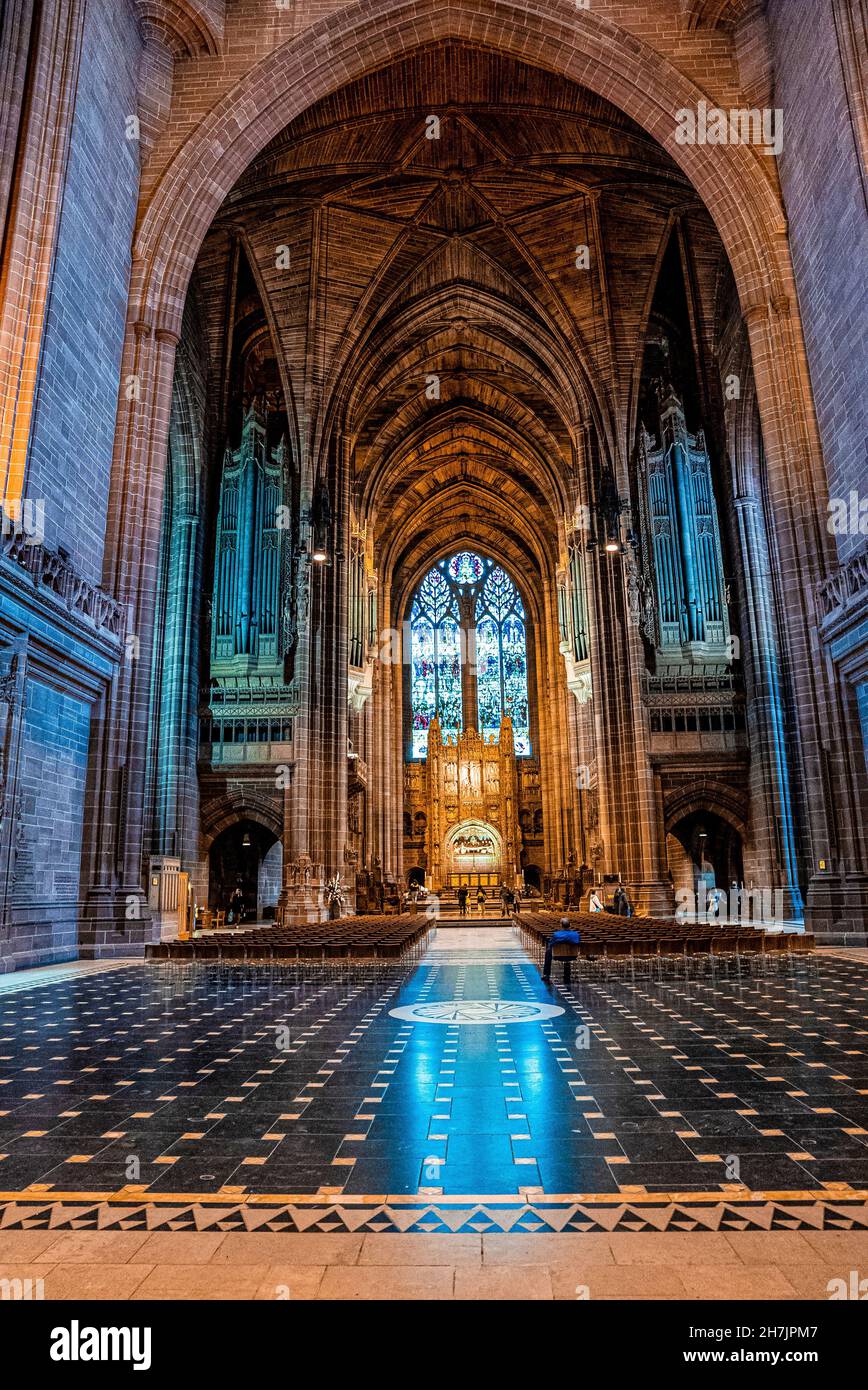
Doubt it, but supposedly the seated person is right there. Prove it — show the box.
[542,915,581,982]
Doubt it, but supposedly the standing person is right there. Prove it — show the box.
[229,885,244,925]
[613,885,634,917]
[588,888,604,912]
[514,886,522,914]
[476,886,487,917]
[457,884,468,917]
[500,884,512,914]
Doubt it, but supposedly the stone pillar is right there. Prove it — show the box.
[81,318,179,947]
[587,544,671,915]
[744,297,868,933]
[0,643,27,934]
[279,438,349,925]
[539,575,570,879]
[153,513,200,860]
[733,493,804,918]
[0,0,85,508]
[277,503,313,924]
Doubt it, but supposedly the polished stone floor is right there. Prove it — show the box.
[2,929,868,1300]
[1,928,867,1207]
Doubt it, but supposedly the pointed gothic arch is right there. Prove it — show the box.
[131,0,790,337]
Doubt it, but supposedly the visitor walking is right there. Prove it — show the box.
[457,884,468,917]
[476,886,487,916]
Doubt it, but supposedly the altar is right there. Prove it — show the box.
[404,714,522,893]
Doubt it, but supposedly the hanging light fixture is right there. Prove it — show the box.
[242,831,251,848]
[588,466,627,555]
[309,478,332,564]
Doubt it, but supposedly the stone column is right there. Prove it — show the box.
[0,0,85,508]
[81,319,179,945]
[587,543,671,915]
[539,576,569,879]
[733,492,804,917]
[280,438,350,924]
[0,642,27,933]
[744,297,868,932]
[153,513,200,860]
[277,491,314,924]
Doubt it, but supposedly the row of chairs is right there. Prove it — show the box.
[519,908,814,949]
[145,913,432,965]
[197,909,227,930]
[517,910,814,980]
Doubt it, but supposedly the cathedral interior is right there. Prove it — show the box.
[0,0,867,1313]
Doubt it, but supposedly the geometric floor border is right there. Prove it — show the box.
[3,1198,868,1235]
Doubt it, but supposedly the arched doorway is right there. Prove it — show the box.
[208,819,282,922]
[668,810,744,900]
[523,864,542,897]
[444,820,503,889]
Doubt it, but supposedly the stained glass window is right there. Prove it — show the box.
[447,551,484,585]
[409,552,531,758]
[476,565,531,754]
[410,568,462,759]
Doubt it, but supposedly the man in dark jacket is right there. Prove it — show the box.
[457,885,468,917]
[613,885,633,917]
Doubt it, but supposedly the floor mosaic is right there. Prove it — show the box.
[0,930,866,1230]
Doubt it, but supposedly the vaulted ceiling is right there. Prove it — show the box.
[192,42,734,594]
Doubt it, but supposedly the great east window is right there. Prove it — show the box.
[409,551,531,759]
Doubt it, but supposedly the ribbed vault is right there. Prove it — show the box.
[199,39,726,511]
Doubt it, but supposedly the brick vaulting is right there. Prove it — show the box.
[0,0,867,1316]
[0,2,866,957]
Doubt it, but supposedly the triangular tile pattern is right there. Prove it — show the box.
[2,1197,867,1235]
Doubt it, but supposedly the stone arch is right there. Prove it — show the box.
[398,541,541,634]
[132,0,789,337]
[444,820,504,878]
[201,794,283,849]
[204,812,284,918]
[664,783,749,842]
[97,0,865,937]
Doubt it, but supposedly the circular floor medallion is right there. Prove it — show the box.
[388,999,565,1024]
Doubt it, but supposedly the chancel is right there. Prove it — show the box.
[0,0,866,1311]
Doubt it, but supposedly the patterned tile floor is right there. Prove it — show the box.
[0,928,866,1216]
[2,930,868,1299]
